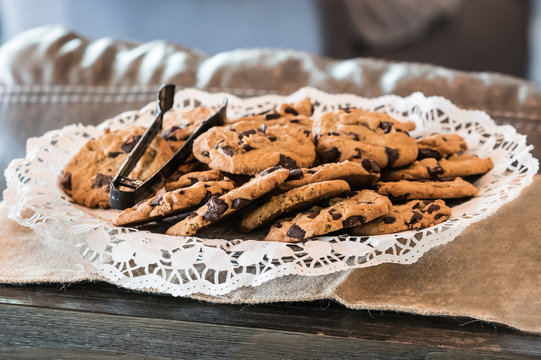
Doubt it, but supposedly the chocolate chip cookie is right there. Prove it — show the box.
[279,160,380,191]
[113,179,235,226]
[352,199,451,235]
[192,119,316,175]
[239,179,351,233]
[264,190,392,242]
[312,108,418,168]
[375,177,478,201]
[166,166,290,236]
[60,126,174,208]
[383,154,494,181]
[161,106,213,147]
[417,133,468,160]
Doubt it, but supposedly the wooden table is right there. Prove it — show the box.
[0,282,539,359]
[1,94,540,359]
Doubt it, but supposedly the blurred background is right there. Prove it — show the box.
[0,0,539,88]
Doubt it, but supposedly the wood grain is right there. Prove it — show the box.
[0,303,538,360]
[0,283,539,358]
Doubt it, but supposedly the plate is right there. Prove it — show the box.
[4,87,538,296]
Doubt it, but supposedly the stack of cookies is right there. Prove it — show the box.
[60,98,493,242]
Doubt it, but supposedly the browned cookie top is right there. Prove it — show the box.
[383,154,494,181]
[417,133,468,160]
[192,118,316,175]
[164,169,222,191]
[60,126,173,208]
[312,108,418,168]
[352,199,451,235]
[264,190,392,242]
[166,166,290,237]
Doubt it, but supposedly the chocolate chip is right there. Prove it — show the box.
[240,129,257,138]
[202,191,214,203]
[332,213,342,220]
[221,145,234,157]
[265,112,281,120]
[319,147,341,163]
[434,213,445,220]
[162,126,182,140]
[406,211,423,228]
[260,166,281,176]
[287,224,306,240]
[361,159,380,173]
[305,208,321,218]
[421,200,435,205]
[342,215,366,228]
[427,164,445,177]
[60,172,72,191]
[178,189,185,194]
[150,196,163,207]
[290,119,300,124]
[268,136,277,142]
[287,168,304,181]
[412,201,421,210]
[260,124,267,133]
[327,132,340,136]
[426,204,441,214]
[310,103,314,115]
[121,135,142,153]
[214,139,224,149]
[347,132,360,141]
[277,154,298,169]
[188,177,198,184]
[283,106,298,116]
[108,151,123,158]
[379,121,393,134]
[202,151,210,157]
[382,216,396,224]
[93,174,112,188]
[203,196,229,222]
[417,148,442,160]
[232,198,251,209]
[303,130,311,137]
[243,144,255,152]
[188,211,198,219]
[385,147,399,167]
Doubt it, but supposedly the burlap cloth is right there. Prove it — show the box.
[1,176,539,333]
[0,26,540,334]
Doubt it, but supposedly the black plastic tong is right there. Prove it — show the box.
[109,84,227,210]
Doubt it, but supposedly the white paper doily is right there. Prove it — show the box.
[4,87,538,296]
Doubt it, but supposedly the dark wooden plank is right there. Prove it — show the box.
[0,283,539,357]
[0,304,537,360]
